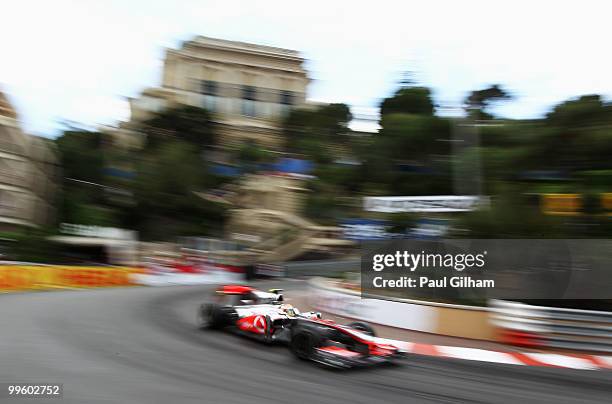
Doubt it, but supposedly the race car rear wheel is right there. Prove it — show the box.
[198,304,236,329]
[197,304,214,329]
[346,321,376,337]
[290,330,322,360]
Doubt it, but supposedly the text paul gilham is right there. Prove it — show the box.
[372,276,494,288]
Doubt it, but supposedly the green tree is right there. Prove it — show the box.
[380,87,435,116]
[132,141,224,239]
[522,95,612,173]
[55,130,109,225]
[465,84,512,120]
[237,140,273,172]
[357,110,453,196]
[547,94,611,129]
[282,103,351,160]
[140,105,215,152]
[55,130,104,184]
[379,114,451,163]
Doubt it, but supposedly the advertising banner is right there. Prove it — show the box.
[540,194,582,216]
[0,266,140,292]
[364,196,486,213]
[310,284,437,333]
[340,219,392,240]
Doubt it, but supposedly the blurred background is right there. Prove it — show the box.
[1,0,612,357]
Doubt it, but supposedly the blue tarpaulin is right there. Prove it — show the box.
[211,164,241,177]
[210,158,313,176]
[274,158,313,174]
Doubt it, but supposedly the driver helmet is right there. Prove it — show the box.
[280,304,298,317]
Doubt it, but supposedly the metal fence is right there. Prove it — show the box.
[490,299,612,353]
[283,258,360,277]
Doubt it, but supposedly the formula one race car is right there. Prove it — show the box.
[197,285,406,368]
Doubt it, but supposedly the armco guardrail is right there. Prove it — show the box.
[283,258,360,277]
[490,299,612,353]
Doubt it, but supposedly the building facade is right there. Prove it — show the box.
[0,91,58,231]
[127,36,310,148]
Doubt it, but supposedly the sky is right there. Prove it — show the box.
[1,0,611,137]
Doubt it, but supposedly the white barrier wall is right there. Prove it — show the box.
[132,269,243,286]
[309,278,495,340]
[309,281,438,333]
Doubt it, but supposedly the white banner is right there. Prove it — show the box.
[309,284,437,333]
[131,270,243,286]
[363,195,486,213]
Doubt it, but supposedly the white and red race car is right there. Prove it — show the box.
[197,285,406,368]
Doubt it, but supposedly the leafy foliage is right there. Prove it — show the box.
[282,103,351,162]
[380,87,435,116]
[55,130,110,226]
[51,81,612,244]
[53,105,225,242]
[130,140,224,240]
[55,130,104,184]
[140,105,215,152]
[465,84,512,120]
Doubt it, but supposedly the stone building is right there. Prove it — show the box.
[124,36,310,148]
[0,91,58,231]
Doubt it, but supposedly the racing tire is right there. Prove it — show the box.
[198,304,236,329]
[290,330,322,360]
[346,321,376,337]
[197,304,215,329]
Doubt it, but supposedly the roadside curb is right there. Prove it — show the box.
[306,278,612,371]
[377,338,612,370]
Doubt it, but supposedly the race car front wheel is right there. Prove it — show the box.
[290,330,322,360]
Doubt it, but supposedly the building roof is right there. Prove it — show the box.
[187,36,302,59]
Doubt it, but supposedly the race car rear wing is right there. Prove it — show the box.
[216,285,254,295]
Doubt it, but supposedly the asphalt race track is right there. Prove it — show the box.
[1,281,610,404]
